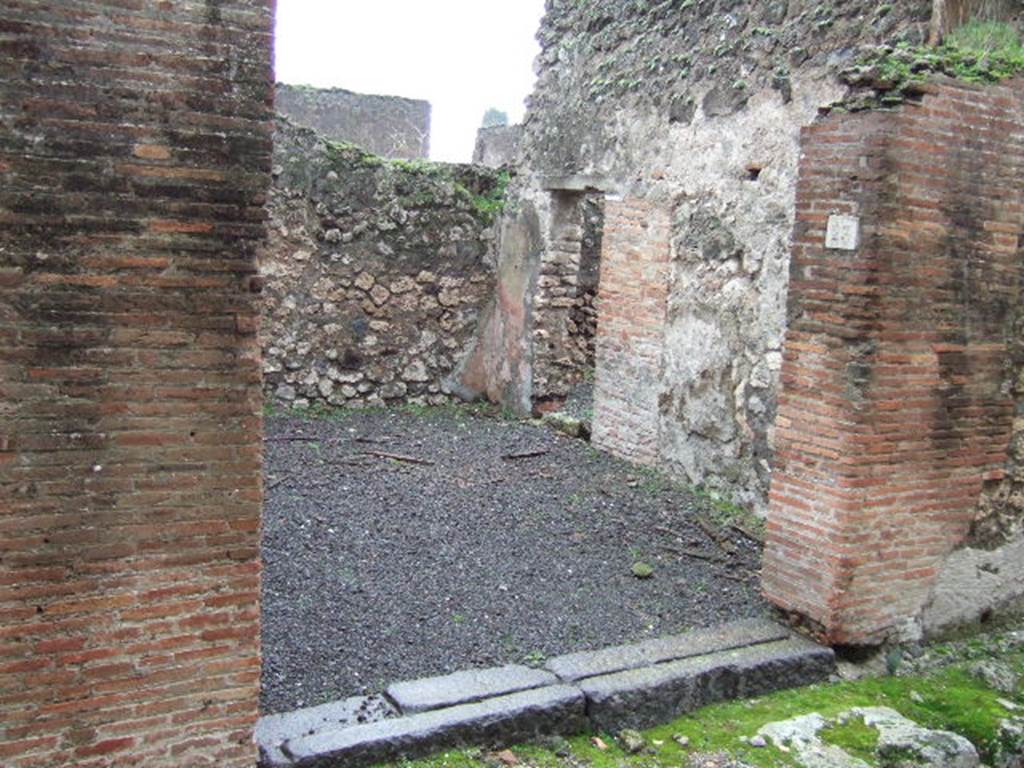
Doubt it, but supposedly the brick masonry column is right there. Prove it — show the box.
[763,80,1024,644]
[0,2,273,765]
[592,198,672,465]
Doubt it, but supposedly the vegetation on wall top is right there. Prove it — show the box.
[841,20,1024,107]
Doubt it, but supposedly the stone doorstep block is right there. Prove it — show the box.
[256,695,398,767]
[580,637,836,732]
[386,664,559,714]
[280,684,587,768]
[544,617,791,682]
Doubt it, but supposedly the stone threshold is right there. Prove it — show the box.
[256,617,836,767]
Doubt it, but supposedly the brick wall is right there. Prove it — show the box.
[592,199,672,464]
[763,79,1024,644]
[0,2,273,766]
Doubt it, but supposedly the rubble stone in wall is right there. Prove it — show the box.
[260,118,502,410]
[461,0,948,511]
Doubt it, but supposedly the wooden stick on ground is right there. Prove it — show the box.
[361,450,435,466]
[730,523,763,544]
[657,544,726,564]
[502,449,549,460]
[695,513,738,554]
[266,474,292,490]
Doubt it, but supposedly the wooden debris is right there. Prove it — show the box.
[354,435,390,444]
[657,543,727,564]
[266,474,292,490]
[695,513,738,554]
[361,450,435,466]
[327,456,372,467]
[730,522,763,544]
[653,524,686,540]
[502,449,550,460]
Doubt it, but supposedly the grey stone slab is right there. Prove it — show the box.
[544,617,791,682]
[386,664,559,714]
[256,695,397,767]
[580,637,835,732]
[280,685,587,768]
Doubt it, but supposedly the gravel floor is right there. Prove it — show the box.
[261,406,769,714]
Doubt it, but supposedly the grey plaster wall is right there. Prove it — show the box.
[473,125,523,168]
[458,0,936,511]
[276,83,430,160]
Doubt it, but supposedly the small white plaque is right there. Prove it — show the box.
[825,214,860,251]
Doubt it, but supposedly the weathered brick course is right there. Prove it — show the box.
[0,1,273,765]
[763,79,1024,644]
[592,199,672,465]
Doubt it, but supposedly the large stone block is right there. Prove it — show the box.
[277,685,586,767]
[545,618,790,682]
[386,664,559,714]
[256,696,398,766]
[579,638,835,731]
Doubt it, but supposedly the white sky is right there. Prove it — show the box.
[274,1,546,163]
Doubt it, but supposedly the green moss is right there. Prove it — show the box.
[324,139,385,169]
[388,157,453,181]
[691,485,766,541]
[631,561,654,579]
[373,646,1024,768]
[849,19,1024,102]
[454,169,510,226]
[820,715,880,762]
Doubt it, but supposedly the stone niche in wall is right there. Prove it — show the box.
[260,118,502,409]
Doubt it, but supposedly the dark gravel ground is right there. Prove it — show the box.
[260,405,769,715]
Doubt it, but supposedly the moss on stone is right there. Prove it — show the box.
[820,714,881,763]
[841,20,1024,111]
[371,640,1024,768]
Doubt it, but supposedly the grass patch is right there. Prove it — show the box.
[820,714,880,763]
[373,644,1024,768]
[455,169,511,226]
[845,19,1024,106]
[691,485,766,541]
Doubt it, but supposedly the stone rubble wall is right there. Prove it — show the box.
[276,83,431,160]
[473,125,523,168]
[532,193,604,406]
[260,118,500,410]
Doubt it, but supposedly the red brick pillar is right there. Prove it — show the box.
[0,2,273,765]
[763,81,1024,644]
[592,198,672,464]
